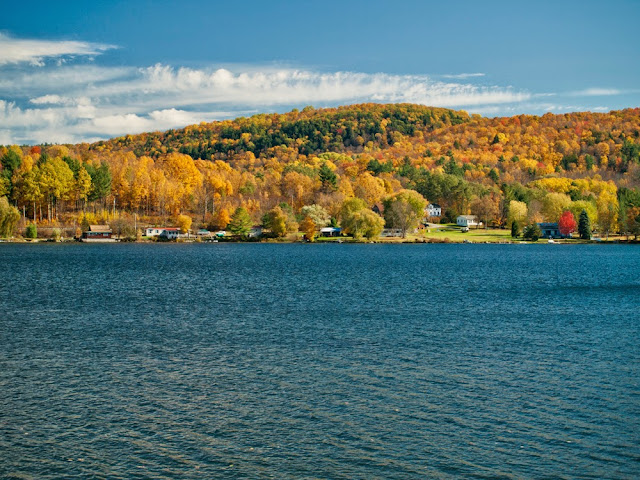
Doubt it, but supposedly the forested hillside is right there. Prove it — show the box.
[1,103,640,238]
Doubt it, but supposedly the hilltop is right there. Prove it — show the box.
[1,103,640,239]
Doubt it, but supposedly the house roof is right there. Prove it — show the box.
[320,227,341,232]
[89,224,111,232]
[457,215,477,220]
[428,203,441,208]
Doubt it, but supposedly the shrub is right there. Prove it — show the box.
[25,223,37,239]
[523,223,541,241]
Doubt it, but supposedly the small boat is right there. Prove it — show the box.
[548,239,556,243]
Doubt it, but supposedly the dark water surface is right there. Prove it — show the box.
[1,243,639,479]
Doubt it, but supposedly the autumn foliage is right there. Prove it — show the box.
[1,103,640,237]
[558,211,577,236]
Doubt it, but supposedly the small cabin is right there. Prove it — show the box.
[457,215,480,228]
[320,227,342,237]
[82,224,112,240]
[538,222,567,239]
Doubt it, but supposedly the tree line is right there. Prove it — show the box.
[1,104,639,239]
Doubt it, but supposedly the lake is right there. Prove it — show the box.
[1,243,639,479]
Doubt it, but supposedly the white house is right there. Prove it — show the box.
[456,215,480,227]
[159,228,180,240]
[320,227,342,237]
[145,227,164,237]
[145,227,181,240]
[426,203,442,217]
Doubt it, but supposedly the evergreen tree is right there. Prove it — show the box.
[318,162,338,192]
[511,220,520,238]
[522,223,541,241]
[227,207,253,236]
[578,209,591,240]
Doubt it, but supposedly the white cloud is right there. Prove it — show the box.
[441,73,486,79]
[30,95,72,105]
[0,33,116,66]
[570,88,622,97]
[0,60,537,143]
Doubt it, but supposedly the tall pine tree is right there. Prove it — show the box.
[578,209,591,240]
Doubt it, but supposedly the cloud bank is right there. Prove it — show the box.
[0,33,115,66]
[0,33,627,145]
[0,62,533,144]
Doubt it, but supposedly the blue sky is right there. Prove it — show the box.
[1,0,639,144]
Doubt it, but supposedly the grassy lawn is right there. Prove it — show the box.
[419,225,513,243]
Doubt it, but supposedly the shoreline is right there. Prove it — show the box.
[1,237,637,245]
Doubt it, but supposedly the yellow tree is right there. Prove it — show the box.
[596,190,618,239]
[300,216,317,241]
[37,157,74,221]
[508,200,528,226]
[353,172,386,206]
[176,214,192,234]
[541,192,572,222]
[161,153,203,212]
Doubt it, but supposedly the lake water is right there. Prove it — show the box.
[1,243,639,479]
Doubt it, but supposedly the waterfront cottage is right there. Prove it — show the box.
[158,228,180,240]
[537,222,568,239]
[457,215,480,227]
[145,227,164,237]
[145,227,181,239]
[82,224,113,241]
[320,227,342,237]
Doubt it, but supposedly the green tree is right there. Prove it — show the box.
[0,196,20,238]
[0,149,22,196]
[339,197,368,224]
[87,163,112,201]
[522,223,541,241]
[25,223,37,239]
[382,189,427,238]
[318,162,338,192]
[511,220,520,238]
[350,209,385,240]
[228,207,253,236]
[262,206,288,237]
[569,200,597,227]
[338,197,384,239]
[578,209,591,240]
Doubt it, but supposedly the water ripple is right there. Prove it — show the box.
[1,243,639,479]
